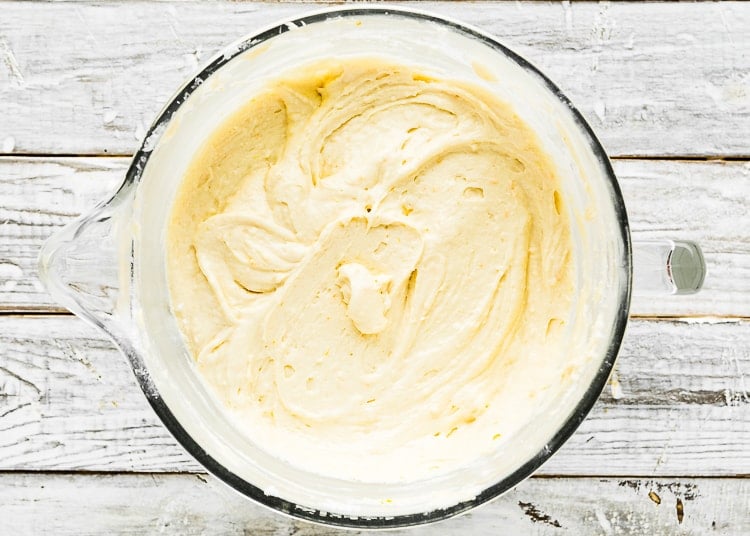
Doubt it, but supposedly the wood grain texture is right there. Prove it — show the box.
[2,157,748,316]
[0,157,123,312]
[0,314,748,475]
[1,2,749,157]
[2,2,748,534]
[1,473,748,535]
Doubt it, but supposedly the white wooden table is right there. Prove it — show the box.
[1,2,749,534]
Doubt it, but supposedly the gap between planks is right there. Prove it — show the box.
[2,153,749,162]
[2,310,749,321]
[1,469,748,479]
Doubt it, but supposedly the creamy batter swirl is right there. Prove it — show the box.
[167,59,574,482]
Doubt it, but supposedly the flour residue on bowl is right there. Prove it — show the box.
[166,58,575,482]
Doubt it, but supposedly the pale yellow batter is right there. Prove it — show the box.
[167,58,574,482]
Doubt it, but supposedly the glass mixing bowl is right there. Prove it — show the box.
[39,6,704,528]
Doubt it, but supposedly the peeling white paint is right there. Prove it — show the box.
[182,48,202,71]
[703,81,725,107]
[610,371,623,400]
[0,376,21,397]
[595,509,613,534]
[0,38,24,85]
[676,33,697,43]
[676,317,743,325]
[0,262,24,281]
[562,0,573,33]
[593,101,607,122]
[728,353,749,405]
[103,111,118,125]
[625,32,635,50]
[2,136,15,153]
[134,122,147,142]
[2,280,18,291]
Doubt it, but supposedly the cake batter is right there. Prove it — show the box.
[167,58,574,482]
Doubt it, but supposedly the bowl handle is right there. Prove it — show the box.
[632,239,705,296]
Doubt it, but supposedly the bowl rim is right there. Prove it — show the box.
[121,5,633,529]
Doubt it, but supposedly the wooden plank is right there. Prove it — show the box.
[0,2,748,157]
[2,157,748,316]
[0,314,748,475]
[1,472,747,535]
